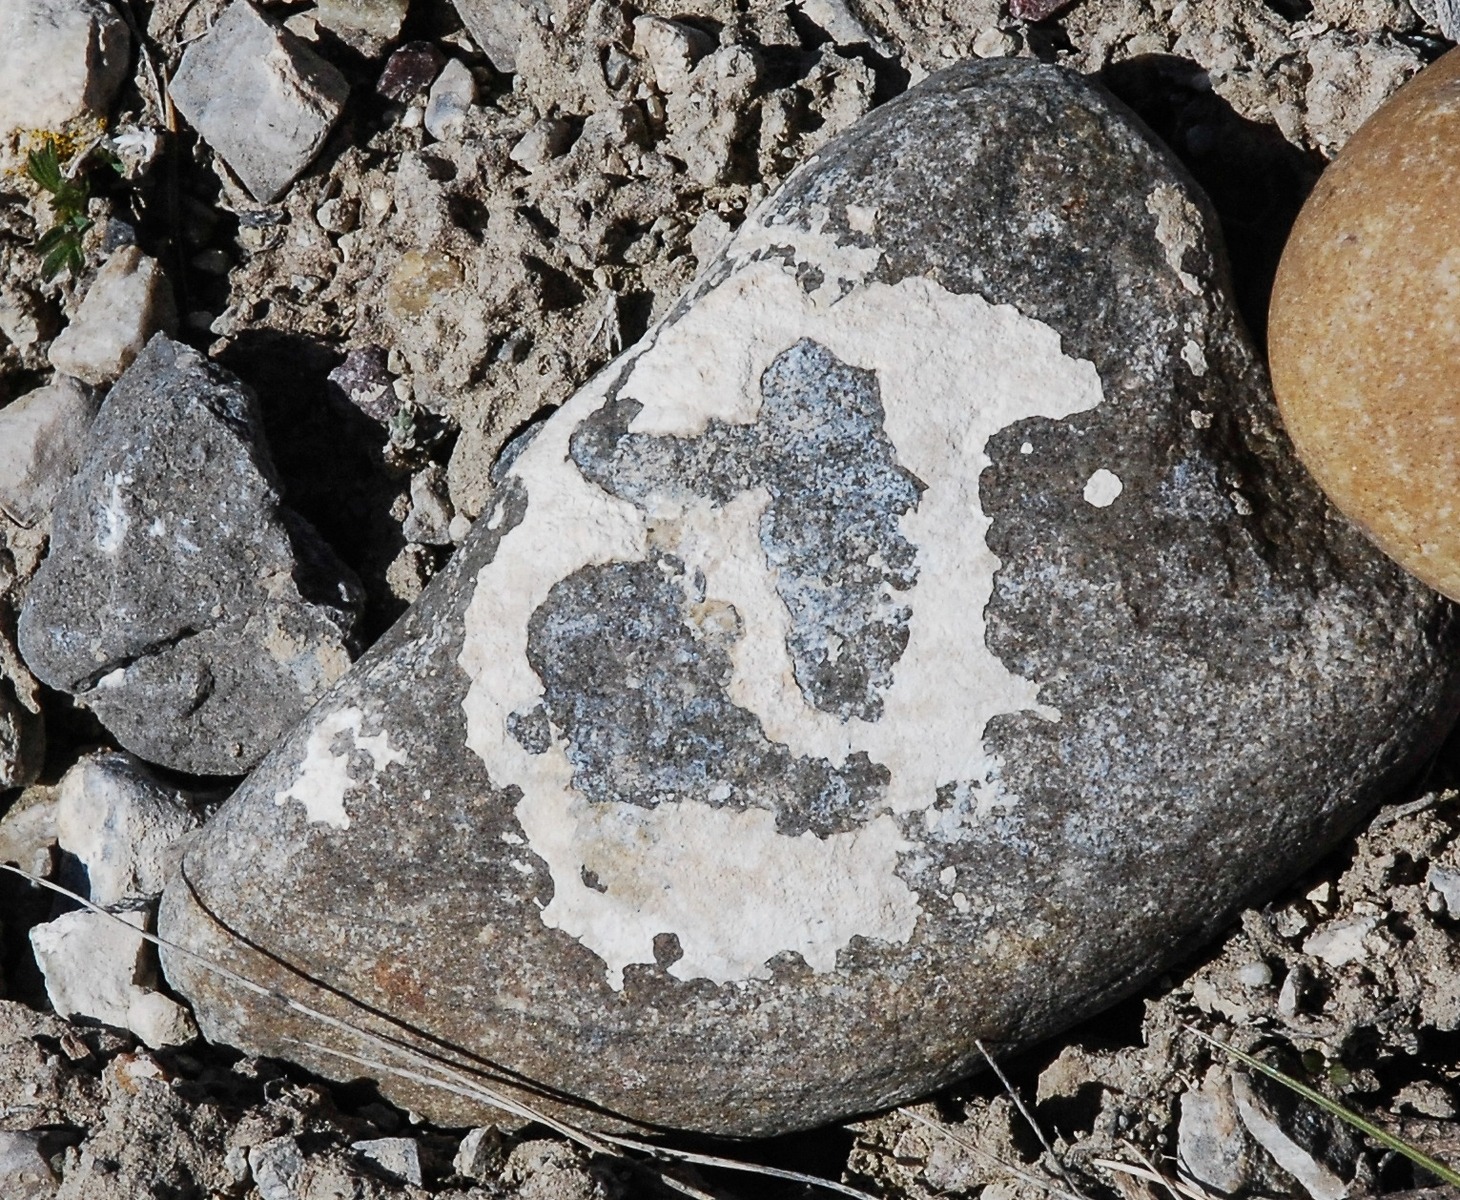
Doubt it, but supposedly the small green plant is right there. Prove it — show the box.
[25,137,96,281]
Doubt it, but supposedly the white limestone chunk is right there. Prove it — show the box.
[1083,468,1123,507]
[29,908,198,1048]
[49,248,176,386]
[56,751,200,905]
[0,0,129,150]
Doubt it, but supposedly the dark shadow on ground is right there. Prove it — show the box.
[216,329,415,643]
[1101,54,1327,345]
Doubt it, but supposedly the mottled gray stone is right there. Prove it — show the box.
[168,0,348,204]
[159,60,1460,1138]
[18,336,361,775]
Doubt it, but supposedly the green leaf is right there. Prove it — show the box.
[1189,1027,1460,1188]
[40,243,72,281]
[34,226,69,254]
[25,141,64,193]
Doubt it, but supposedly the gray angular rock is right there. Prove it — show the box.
[1177,1068,1258,1194]
[0,1130,57,1200]
[449,0,545,72]
[159,60,1460,1137]
[248,1136,304,1200]
[351,1137,423,1186]
[18,336,361,776]
[168,0,349,204]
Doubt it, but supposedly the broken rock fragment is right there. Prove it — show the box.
[168,0,349,203]
[0,376,100,529]
[48,246,176,386]
[0,0,129,156]
[18,335,361,776]
[30,909,197,1049]
[160,60,1460,1137]
[55,752,201,906]
[448,0,545,72]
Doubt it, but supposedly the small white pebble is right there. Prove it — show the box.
[1020,441,1033,455]
[1305,880,1334,908]
[1276,969,1302,1016]
[1181,339,1208,376]
[972,27,1017,58]
[1083,468,1123,508]
[1237,960,1273,988]
[1190,409,1212,429]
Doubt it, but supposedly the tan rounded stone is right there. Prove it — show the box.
[1270,48,1460,599]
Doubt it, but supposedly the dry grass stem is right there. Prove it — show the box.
[900,1107,1088,1200]
[0,863,875,1199]
[1092,1157,1218,1200]
[975,1038,1093,1200]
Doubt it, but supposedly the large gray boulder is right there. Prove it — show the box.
[19,336,362,776]
[159,60,1460,1137]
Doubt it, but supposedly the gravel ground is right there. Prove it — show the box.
[2,0,1459,1196]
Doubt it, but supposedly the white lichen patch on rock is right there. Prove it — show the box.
[274,706,406,829]
[516,796,919,988]
[1083,469,1124,507]
[1146,185,1205,297]
[459,215,1105,989]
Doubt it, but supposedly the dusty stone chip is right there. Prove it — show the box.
[160,59,1460,1138]
[1270,47,1460,600]
[168,0,349,204]
[0,0,129,152]
[48,246,177,386]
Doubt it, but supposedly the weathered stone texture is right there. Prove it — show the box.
[160,60,1460,1137]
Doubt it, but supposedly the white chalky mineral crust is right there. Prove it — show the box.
[458,217,1105,990]
[274,706,407,829]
